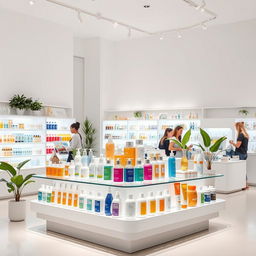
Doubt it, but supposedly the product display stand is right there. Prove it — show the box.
[31,174,225,253]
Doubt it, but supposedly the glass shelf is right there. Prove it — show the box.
[33,174,223,188]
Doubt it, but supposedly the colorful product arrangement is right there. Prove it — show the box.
[46,134,71,142]
[0,147,43,157]
[0,120,42,130]
[37,182,216,218]
[0,134,41,143]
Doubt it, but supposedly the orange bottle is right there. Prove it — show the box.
[73,185,79,207]
[124,141,136,166]
[153,157,160,179]
[188,185,197,207]
[105,136,115,160]
[158,191,165,212]
[149,192,156,214]
[68,185,73,206]
[57,184,62,204]
[62,184,67,205]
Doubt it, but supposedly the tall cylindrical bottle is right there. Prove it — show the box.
[168,151,176,177]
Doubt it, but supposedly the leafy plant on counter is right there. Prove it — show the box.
[30,100,43,111]
[0,160,35,201]
[134,111,143,119]
[9,94,31,110]
[239,109,249,116]
[82,118,96,152]
[170,129,191,149]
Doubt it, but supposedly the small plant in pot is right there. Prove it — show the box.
[30,100,43,116]
[197,128,227,173]
[9,94,31,115]
[0,160,35,222]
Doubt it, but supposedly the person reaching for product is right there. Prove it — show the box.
[169,126,192,158]
[66,122,82,162]
[229,122,249,160]
[158,128,173,156]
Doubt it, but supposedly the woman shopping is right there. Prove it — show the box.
[158,128,173,156]
[229,122,249,160]
[169,125,192,157]
[66,122,82,162]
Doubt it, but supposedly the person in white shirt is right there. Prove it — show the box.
[66,122,82,162]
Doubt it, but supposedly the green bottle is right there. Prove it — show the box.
[135,159,144,182]
[104,159,113,181]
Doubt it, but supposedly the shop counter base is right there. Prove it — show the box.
[31,199,225,253]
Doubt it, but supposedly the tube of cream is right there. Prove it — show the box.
[174,183,181,210]
[181,183,187,209]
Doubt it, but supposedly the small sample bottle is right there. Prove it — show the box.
[97,154,104,180]
[86,191,94,211]
[165,190,171,211]
[95,192,104,214]
[197,186,205,206]
[105,188,113,216]
[73,185,79,207]
[135,158,144,182]
[148,192,156,214]
[209,186,216,201]
[157,191,165,213]
[144,159,153,180]
[105,136,115,160]
[204,187,211,203]
[79,190,86,209]
[104,159,113,181]
[124,158,135,182]
[137,193,147,217]
[113,159,124,182]
[152,157,160,180]
[159,156,166,179]
[125,194,136,218]
[112,192,121,217]
[46,186,52,203]
[168,151,176,177]
[38,185,45,201]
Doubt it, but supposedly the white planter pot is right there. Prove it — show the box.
[16,109,25,115]
[8,200,26,222]
[32,110,41,116]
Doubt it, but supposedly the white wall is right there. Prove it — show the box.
[0,8,73,107]
[103,19,256,111]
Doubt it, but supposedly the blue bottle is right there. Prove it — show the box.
[124,159,134,182]
[105,188,113,216]
[168,151,176,177]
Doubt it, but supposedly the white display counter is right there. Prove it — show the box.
[247,153,256,185]
[213,160,246,193]
[31,174,225,253]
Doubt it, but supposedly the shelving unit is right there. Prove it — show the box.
[32,174,225,253]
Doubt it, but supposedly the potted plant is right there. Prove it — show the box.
[30,100,43,116]
[239,109,249,117]
[0,160,35,222]
[134,111,143,119]
[82,118,96,153]
[197,128,227,172]
[9,94,31,115]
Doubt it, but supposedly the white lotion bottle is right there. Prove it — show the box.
[125,194,136,218]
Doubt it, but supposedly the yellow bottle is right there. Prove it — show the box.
[181,150,189,171]
[57,184,62,204]
[68,184,73,206]
[73,185,79,207]
[149,192,156,214]
[105,136,115,160]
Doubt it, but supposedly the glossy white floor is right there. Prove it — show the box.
[0,188,256,256]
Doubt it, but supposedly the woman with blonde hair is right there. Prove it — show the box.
[229,122,249,160]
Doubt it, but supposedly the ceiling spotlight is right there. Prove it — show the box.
[77,11,83,23]
[128,28,132,38]
[177,32,182,39]
[159,35,164,40]
[201,23,207,30]
[29,0,35,5]
[113,22,118,28]
[200,8,205,12]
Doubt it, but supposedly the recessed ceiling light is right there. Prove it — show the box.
[29,0,35,5]
[113,22,118,28]
[144,5,150,8]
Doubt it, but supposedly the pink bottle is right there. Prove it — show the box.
[113,159,124,182]
[144,159,153,180]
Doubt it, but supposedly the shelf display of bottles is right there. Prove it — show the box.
[0,134,42,144]
[46,134,71,142]
[0,118,43,130]
[102,119,201,149]
[0,147,44,157]
[36,182,217,218]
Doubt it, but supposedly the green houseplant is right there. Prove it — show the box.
[170,129,192,149]
[9,94,31,115]
[239,109,249,116]
[30,100,43,116]
[82,118,96,152]
[134,111,143,119]
[0,160,35,221]
[197,128,227,171]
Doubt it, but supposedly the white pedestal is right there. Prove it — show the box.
[31,199,225,253]
[247,153,256,186]
[213,160,246,193]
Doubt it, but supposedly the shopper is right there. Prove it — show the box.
[229,122,249,160]
[169,125,192,157]
[158,128,173,156]
[66,122,82,162]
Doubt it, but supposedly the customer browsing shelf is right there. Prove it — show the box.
[158,128,173,156]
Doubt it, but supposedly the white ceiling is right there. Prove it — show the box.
[1,0,256,40]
